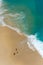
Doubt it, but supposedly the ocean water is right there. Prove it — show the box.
[0,0,43,57]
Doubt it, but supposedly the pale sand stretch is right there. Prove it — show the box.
[0,26,43,65]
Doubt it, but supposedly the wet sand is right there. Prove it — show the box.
[0,26,43,65]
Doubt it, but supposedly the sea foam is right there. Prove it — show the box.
[27,34,43,58]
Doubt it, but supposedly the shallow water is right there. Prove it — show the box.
[1,0,43,41]
[0,0,43,57]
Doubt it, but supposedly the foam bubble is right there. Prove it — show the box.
[27,34,43,58]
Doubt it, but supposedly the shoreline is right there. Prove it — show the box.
[0,0,43,65]
[0,26,43,65]
[0,15,43,58]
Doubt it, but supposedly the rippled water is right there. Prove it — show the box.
[0,0,43,57]
[1,0,43,41]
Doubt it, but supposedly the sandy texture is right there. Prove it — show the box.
[0,26,43,65]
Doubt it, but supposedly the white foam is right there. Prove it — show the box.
[6,24,23,35]
[27,34,43,58]
[0,0,2,7]
[0,7,24,35]
[0,9,8,15]
[5,12,25,21]
[0,16,6,26]
[0,0,7,26]
[0,15,22,35]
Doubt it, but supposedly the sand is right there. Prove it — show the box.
[0,26,43,65]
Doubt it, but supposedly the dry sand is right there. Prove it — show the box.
[0,26,43,65]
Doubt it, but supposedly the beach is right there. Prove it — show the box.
[0,0,43,65]
[0,26,43,65]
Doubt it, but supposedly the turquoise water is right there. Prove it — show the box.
[1,0,43,41]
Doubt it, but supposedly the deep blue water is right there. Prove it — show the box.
[2,0,43,41]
